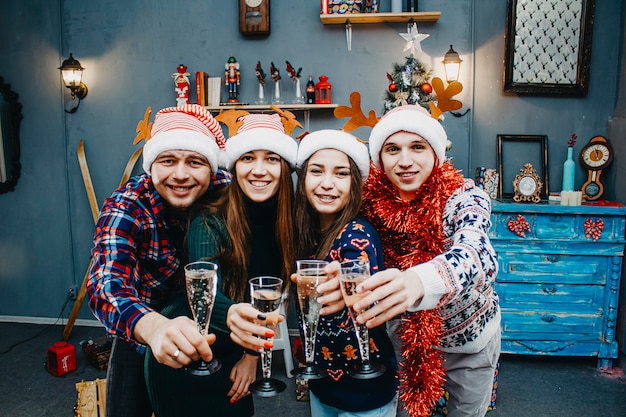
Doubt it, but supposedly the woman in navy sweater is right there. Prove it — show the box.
[293,129,398,416]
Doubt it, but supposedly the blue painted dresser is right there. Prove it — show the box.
[489,201,626,368]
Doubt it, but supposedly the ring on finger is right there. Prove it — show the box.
[173,349,180,358]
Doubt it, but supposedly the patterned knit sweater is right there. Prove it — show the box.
[362,163,501,354]
[307,217,398,412]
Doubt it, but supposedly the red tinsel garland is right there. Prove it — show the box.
[361,162,465,417]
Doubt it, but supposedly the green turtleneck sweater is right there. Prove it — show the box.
[185,194,282,334]
[144,196,283,417]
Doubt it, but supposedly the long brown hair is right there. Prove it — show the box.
[201,159,295,302]
[294,156,363,260]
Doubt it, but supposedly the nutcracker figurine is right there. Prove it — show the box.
[225,56,241,103]
[172,64,190,107]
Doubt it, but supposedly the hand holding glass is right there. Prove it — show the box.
[293,260,328,380]
[339,260,385,379]
[184,261,221,376]
[249,276,286,396]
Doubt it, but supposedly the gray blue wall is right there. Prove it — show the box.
[0,0,623,322]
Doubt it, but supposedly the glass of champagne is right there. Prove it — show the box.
[339,260,386,379]
[249,276,286,396]
[184,261,222,376]
[293,260,328,380]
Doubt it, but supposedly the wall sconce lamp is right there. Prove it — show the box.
[443,45,462,83]
[59,53,88,113]
[442,45,470,117]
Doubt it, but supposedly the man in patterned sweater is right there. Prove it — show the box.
[354,105,501,417]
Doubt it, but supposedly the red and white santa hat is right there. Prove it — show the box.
[222,113,297,170]
[368,104,448,168]
[296,129,370,181]
[142,104,226,174]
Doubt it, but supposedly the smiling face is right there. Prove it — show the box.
[305,149,352,230]
[235,149,282,202]
[380,131,436,201]
[150,150,213,209]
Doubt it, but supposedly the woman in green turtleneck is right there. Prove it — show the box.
[145,113,297,417]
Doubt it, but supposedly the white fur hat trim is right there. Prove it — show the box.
[368,105,447,168]
[296,129,370,181]
[142,130,221,174]
[223,128,297,170]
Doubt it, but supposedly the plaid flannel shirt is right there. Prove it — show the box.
[87,170,231,353]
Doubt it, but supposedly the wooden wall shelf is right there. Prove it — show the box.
[205,103,338,112]
[205,103,338,131]
[320,12,441,25]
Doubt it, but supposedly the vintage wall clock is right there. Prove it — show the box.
[579,135,613,201]
[239,0,270,36]
[512,163,543,203]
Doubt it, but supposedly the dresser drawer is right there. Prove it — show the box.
[495,253,607,285]
[500,310,603,338]
[490,211,625,243]
[496,282,604,313]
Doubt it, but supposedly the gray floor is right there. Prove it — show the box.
[1,322,625,417]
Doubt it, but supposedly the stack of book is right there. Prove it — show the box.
[195,72,222,106]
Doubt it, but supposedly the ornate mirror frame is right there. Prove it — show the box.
[0,76,23,194]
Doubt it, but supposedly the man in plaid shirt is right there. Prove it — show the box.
[87,104,232,417]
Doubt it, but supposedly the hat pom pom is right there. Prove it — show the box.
[217,149,230,169]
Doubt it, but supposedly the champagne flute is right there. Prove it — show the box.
[183,261,222,376]
[339,260,386,379]
[249,276,286,396]
[293,260,327,380]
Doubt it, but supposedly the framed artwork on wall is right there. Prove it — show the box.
[503,0,596,96]
[497,134,549,200]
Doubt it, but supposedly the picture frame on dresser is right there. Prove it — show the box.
[497,134,549,200]
[503,0,596,96]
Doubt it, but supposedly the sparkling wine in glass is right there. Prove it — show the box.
[339,260,385,379]
[184,261,222,376]
[293,260,328,380]
[249,276,286,396]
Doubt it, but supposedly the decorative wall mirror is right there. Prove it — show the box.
[503,0,595,96]
[0,77,22,194]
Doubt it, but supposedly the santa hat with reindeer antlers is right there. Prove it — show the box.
[221,113,298,170]
[368,104,448,169]
[142,104,226,174]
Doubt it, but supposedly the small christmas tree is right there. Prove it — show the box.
[382,55,436,114]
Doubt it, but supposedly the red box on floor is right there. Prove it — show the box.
[46,341,76,376]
